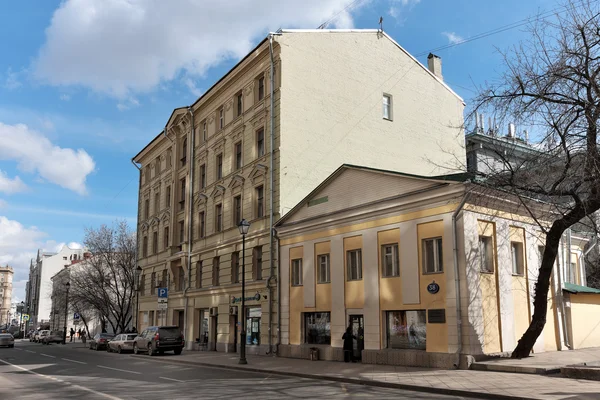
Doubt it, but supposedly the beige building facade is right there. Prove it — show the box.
[132,29,465,355]
[0,265,14,326]
[276,165,596,367]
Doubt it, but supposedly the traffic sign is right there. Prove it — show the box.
[22,314,30,321]
[73,312,81,321]
[157,302,168,309]
[158,287,168,298]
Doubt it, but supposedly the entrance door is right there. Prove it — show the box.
[233,315,238,352]
[349,315,364,361]
[177,310,184,331]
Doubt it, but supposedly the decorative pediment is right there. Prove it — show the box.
[208,115,215,124]
[210,185,226,199]
[250,109,269,127]
[140,222,149,232]
[231,125,245,142]
[228,174,245,189]
[210,136,225,153]
[194,193,208,208]
[249,164,268,183]
[143,188,151,198]
[152,180,162,191]
[161,211,171,224]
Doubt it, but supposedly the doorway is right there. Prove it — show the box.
[349,315,364,361]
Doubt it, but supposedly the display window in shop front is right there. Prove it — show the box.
[246,307,261,345]
[386,310,426,350]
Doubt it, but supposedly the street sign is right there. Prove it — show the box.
[157,302,168,309]
[22,314,29,321]
[73,312,80,321]
[73,320,80,325]
[158,288,168,298]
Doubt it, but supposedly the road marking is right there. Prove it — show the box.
[0,358,124,400]
[159,376,186,383]
[40,353,56,358]
[13,348,22,351]
[62,358,87,365]
[97,365,141,375]
[25,350,35,354]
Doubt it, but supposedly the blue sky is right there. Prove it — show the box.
[0,0,558,299]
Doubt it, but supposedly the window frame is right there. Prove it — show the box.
[179,178,186,211]
[291,258,303,286]
[255,185,264,219]
[142,236,148,258]
[215,204,223,232]
[479,236,494,273]
[256,128,265,158]
[196,261,203,288]
[317,254,331,284]
[154,192,160,214]
[381,243,400,278]
[383,93,393,121]
[216,153,223,180]
[152,231,158,254]
[144,198,149,219]
[258,75,265,101]
[181,137,188,166]
[199,164,206,189]
[422,237,443,274]
[346,249,363,281]
[178,220,185,244]
[212,257,220,286]
[236,92,243,117]
[511,241,525,276]
[253,246,263,280]
[233,195,242,226]
[231,252,240,284]
[235,141,243,170]
[219,107,224,130]
[163,226,169,250]
[304,312,331,345]
[202,121,207,142]
[165,186,171,207]
[199,211,205,238]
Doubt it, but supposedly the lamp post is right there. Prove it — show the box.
[62,282,70,345]
[19,301,24,337]
[134,266,142,331]
[237,218,250,365]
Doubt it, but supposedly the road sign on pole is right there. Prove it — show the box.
[73,312,80,321]
[157,288,168,299]
[157,302,168,309]
[22,314,30,321]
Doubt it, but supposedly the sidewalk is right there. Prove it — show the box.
[146,350,600,399]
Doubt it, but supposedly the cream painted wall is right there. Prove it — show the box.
[567,293,600,349]
[277,31,465,217]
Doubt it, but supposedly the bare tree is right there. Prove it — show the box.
[68,221,137,333]
[472,0,600,358]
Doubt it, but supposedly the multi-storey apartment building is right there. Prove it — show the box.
[132,29,465,354]
[0,265,14,325]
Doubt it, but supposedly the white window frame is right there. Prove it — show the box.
[317,254,330,284]
[422,237,443,273]
[381,244,399,277]
[291,259,303,286]
[383,93,393,120]
[511,241,524,275]
[219,108,224,130]
[346,249,363,281]
[479,236,494,273]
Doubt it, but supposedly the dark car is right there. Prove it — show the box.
[133,326,184,356]
[89,333,115,351]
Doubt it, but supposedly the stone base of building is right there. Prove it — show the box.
[278,345,460,368]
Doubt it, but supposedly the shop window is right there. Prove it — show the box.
[245,307,261,345]
[511,242,524,275]
[423,237,443,273]
[381,244,399,277]
[304,312,331,345]
[346,249,362,281]
[317,254,330,283]
[386,310,426,350]
[479,236,494,273]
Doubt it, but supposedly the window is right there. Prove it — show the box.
[152,231,158,254]
[219,108,224,130]
[304,312,330,345]
[256,185,264,218]
[236,92,243,117]
[258,76,265,101]
[154,192,160,214]
[142,236,148,258]
[178,221,185,245]
[199,164,206,189]
[181,138,187,166]
[155,157,160,176]
[423,237,443,273]
[233,195,242,225]
[383,94,392,120]
[179,178,186,211]
[145,165,151,183]
[317,254,330,283]
[291,259,303,286]
[479,236,494,273]
[213,257,220,286]
[139,274,145,295]
[231,252,240,283]
[256,128,265,157]
[235,142,243,170]
[166,186,171,207]
[346,249,363,281]
[198,211,205,238]
[511,242,524,275]
[215,204,223,232]
[381,244,400,277]
[202,121,207,142]
[151,272,156,295]
[161,269,168,287]
[196,261,203,288]
[177,267,185,291]
[246,307,261,345]
[216,153,223,180]
[163,227,169,250]
[167,149,172,167]
[386,310,426,350]
[253,246,262,280]
[144,199,149,219]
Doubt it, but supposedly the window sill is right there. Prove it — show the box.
[422,271,444,275]
[381,275,401,279]
[291,284,303,287]
[512,273,524,277]
[346,279,363,282]
[480,270,494,275]
[316,281,331,285]
[383,117,393,122]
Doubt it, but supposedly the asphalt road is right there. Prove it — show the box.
[0,340,476,400]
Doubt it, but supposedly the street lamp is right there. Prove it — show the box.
[237,218,251,365]
[19,301,24,337]
[62,282,70,345]
[134,266,142,331]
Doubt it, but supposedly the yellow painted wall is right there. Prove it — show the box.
[378,229,402,309]
[315,241,332,311]
[344,236,364,309]
[569,294,600,349]
[509,226,531,348]
[289,246,304,345]
[542,275,560,352]
[416,220,448,353]
[477,220,502,354]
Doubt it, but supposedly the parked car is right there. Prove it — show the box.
[89,333,115,351]
[29,330,39,342]
[0,333,14,348]
[42,330,63,345]
[36,330,50,343]
[107,333,138,353]
[133,326,184,356]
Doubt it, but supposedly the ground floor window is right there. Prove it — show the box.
[386,310,426,350]
[246,307,261,345]
[199,309,209,344]
[305,312,331,345]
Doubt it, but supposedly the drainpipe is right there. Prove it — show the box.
[183,106,195,349]
[452,190,469,367]
[130,159,142,330]
[567,229,572,284]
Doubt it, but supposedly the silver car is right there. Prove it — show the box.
[107,333,138,353]
[0,333,15,348]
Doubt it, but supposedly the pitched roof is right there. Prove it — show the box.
[563,282,600,294]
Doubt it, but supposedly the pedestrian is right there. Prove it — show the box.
[69,327,75,342]
[77,328,82,340]
[80,330,86,345]
[357,327,364,362]
[131,326,137,333]
[342,327,356,363]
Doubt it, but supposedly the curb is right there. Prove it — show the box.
[471,362,561,375]
[133,355,529,400]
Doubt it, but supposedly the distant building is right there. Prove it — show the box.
[0,265,14,325]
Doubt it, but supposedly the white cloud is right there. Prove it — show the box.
[0,170,27,194]
[116,97,140,112]
[33,0,366,98]
[0,122,95,195]
[4,67,22,90]
[59,94,70,101]
[442,31,464,45]
[388,0,421,21]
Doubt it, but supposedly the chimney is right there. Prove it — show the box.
[508,123,516,138]
[427,53,443,81]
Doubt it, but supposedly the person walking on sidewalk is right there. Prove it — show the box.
[342,327,356,363]
[80,330,86,345]
[69,328,75,342]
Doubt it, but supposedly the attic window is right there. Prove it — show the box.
[307,196,328,207]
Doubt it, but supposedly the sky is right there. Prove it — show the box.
[0,0,560,301]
